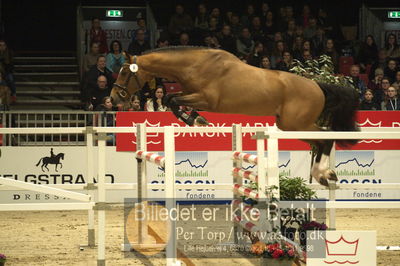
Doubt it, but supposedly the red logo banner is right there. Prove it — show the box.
[116,111,400,152]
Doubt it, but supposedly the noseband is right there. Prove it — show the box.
[113,56,142,100]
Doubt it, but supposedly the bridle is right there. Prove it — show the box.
[113,55,142,100]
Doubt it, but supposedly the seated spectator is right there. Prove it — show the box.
[248,42,266,67]
[178,32,190,46]
[311,26,327,56]
[236,28,254,58]
[89,75,112,110]
[203,35,220,48]
[128,94,142,111]
[209,7,223,29]
[259,2,271,25]
[250,16,264,42]
[292,35,304,60]
[194,3,209,33]
[276,51,294,72]
[241,4,255,28]
[360,89,380,110]
[357,35,378,73]
[128,29,150,55]
[317,8,334,38]
[384,59,398,84]
[156,37,169,48]
[283,19,297,49]
[106,40,126,77]
[392,70,400,90]
[300,49,313,64]
[302,40,316,58]
[95,96,117,145]
[381,86,400,110]
[297,4,312,28]
[83,42,101,73]
[208,17,220,37]
[217,25,237,55]
[321,39,339,73]
[265,32,283,55]
[270,40,286,68]
[168,4,193,40]
[259,55,271,69]
[384,33,400,61]
[376,77,392,105]
[0,40,16,103]
[0,72,10,110]
[82,55,114,105]
[349,65,367,99]
[89,18,108,54]
[367,68,384,93]
[264,11,277,39]
[229,13,242,38]
[369,49,388,81]
[303,17,318,40]
[145,85,168,112]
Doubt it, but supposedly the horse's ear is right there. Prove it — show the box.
[122,51,131,62]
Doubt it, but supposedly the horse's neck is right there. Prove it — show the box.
[138,52,195,81]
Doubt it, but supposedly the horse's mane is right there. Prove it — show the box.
[141,46,212,55]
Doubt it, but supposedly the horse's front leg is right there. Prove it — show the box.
[310,140,337,186]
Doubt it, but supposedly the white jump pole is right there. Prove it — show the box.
[232,124,244,245]
[86,127,96,247]
[164,126,181,266]
[97,133,107,266]
[328,145,336,230]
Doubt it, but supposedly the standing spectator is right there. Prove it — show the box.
[381,86,400,110]
[384,33,400,61]
[89,75,112,110]
[259,55,271,69]
[217,25,237,55]
[83,42,101,73]
[360,89,380,110]
[106,40,125,78]
[349,65,367,99]
[82,55,114,105]
[303,17,318,40]
[128,29,150,55]
[283,19,297,50]
[369,49,388,81]
[259,2,270,25]
[131,18,150,42]
[168,4,193,40]
[247,42,266,67]
[0,72,10,109]
[0,40,16,103]
[145,85,168,112]
[316,8,334,38]
[321,39,339,73]
[392,70,400,90]
[297,4,312,28]
[94,96,117,145]
[236,28,254,58]
[357,35,378,72]
[276,51,294,72]
[89,18,108,54]
[241,4,256,28]
[384,59,398,84]
[250,16,264,42]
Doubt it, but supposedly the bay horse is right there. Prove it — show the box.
[110,47,359,186]
[36,153,65,172]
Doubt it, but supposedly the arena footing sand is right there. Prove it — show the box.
[0,206,399,265]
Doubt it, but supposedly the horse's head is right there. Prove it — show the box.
[110,53,152,109]
[59,153,64,160]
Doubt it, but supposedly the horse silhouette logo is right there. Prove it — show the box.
[35,148,65,172]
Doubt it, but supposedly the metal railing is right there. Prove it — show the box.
[1,111,117,146]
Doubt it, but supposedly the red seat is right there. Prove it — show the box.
[163,82,182,94]
[339,56,354,76]
[365,64,372,76]
[359,74,369,86]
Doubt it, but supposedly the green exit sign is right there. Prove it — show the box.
[106,10,123,18]
[388,11,400,18]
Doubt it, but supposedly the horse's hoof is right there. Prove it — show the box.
[327,170,338,181]
[194,116,209,126]
[319,178,329,187]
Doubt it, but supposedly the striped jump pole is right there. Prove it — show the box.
[232,151,258,165]
[232,167,258,182]
[136,150,166,168]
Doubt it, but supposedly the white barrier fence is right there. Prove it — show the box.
[1,125,400,265]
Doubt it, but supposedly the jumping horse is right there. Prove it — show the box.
[110,47,359,186]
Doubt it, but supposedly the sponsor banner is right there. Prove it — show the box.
[116,111,400,152]
[307,231,376,265]
[0,147,399,203]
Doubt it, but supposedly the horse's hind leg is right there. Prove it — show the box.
[310,139,337,186]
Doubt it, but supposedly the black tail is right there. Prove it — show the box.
[317,82,359,147]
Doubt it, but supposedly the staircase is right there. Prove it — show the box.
[13,53,82,110]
